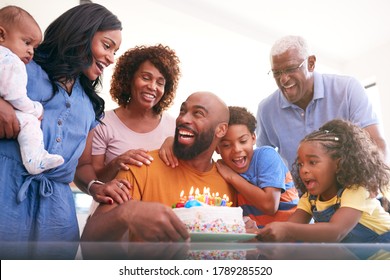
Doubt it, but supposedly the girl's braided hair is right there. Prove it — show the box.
[291,119,390,209]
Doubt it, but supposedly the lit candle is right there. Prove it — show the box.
[214,192,222,206]
[209,193,215,206]
[204,187,209,205]
[194,188,200,201]
[220,194,227,206]
[175,190,186,208]
[188,186,194,200]
[179,190,186,202]
[226,196,232,207]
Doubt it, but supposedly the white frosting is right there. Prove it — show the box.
[173,206,245,233]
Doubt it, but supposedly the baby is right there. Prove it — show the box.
[0,6,64,174]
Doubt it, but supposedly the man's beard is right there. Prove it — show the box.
[173,127,214,160]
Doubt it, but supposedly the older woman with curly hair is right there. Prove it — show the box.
[88,44,181,186]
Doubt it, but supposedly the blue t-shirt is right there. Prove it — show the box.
[239,146,299,227]
[256,72,379,169]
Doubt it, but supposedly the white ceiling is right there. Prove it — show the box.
[4,0,390,66]
[152,0,390,65]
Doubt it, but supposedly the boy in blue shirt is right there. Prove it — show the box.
[216,106,299,227]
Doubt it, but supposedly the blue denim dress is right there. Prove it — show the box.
[309,189,390,243]
[0,61,98,259]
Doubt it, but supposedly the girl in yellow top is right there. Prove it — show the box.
[257,119,390,243]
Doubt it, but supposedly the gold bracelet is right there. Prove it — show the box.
[87,179,105,195]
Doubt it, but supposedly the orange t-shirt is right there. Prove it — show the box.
[116,150,237,207]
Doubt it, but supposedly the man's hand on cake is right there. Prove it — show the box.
[128,201,190,242]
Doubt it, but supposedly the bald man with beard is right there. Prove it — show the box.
[81,91,235,243]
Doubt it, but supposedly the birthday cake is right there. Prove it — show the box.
[172,187,245,234]
[173,205,245,234]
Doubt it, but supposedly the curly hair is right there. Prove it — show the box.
[270,35,311,60]
[110,44,181,115]
[291,119,390,202]
[228,106,256,133]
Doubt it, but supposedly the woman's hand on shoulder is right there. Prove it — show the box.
[90,179,132,205]
[0,98,19,139]
[158,136,178,168]
[115,148,154,170]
